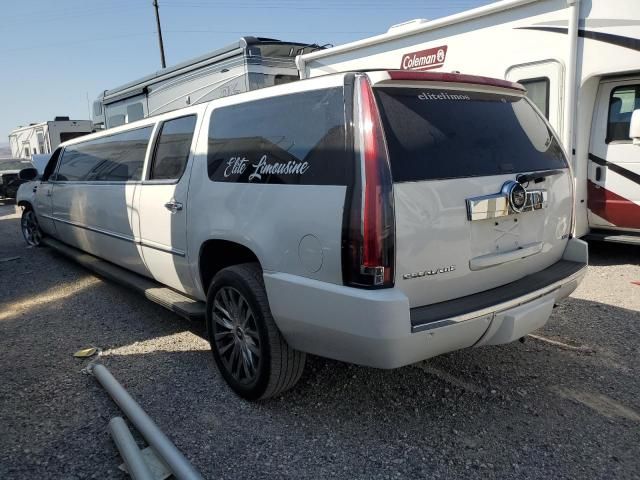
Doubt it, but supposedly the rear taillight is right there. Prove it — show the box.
[343,74,395,288]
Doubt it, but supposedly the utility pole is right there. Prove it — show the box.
[152,0,166,68]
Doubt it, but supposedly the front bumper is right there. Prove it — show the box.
[264,239,588,369]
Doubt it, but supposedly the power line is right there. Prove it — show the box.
[160,2,488,9]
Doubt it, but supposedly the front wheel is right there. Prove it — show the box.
[206,263,306,400]
[21,208,43,247]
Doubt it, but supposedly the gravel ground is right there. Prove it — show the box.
[0,202,638,480]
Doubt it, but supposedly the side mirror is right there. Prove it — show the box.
[18,167,39,181]
[630,109,640,146]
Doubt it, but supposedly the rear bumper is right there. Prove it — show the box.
[264,238,588,369]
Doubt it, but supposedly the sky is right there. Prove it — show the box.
[0,0,496,142]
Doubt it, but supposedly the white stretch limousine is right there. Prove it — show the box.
[17,70,588,400]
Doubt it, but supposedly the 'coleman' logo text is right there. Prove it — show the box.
[401,45,447,71]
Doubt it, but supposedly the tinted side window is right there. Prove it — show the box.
[207,88,350,185]
[375,88,567,182]
[57,127,153,182]
[607,84,640,143]
[150,115,197,180]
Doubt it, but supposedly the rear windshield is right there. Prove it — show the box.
[374,87,567,182]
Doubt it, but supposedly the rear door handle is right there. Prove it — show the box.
[164,200,183,213]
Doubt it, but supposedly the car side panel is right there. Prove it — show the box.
[186,148,346,299]
[49,182,150,276]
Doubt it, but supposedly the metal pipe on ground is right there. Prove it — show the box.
[91,363,203,480]
[109,417,155,480]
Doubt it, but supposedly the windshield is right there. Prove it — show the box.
[374,87,567,182]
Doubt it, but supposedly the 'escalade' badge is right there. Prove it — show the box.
[403,265,456,280]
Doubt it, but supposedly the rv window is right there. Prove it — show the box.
[36,131,45,154]
[127,103,145,123]
[375,87,567,182]
[60,131,89,143]
[108,114,126,128]
[519,78,550,119]
[207,88,350,185]
[56,126,153,182]
[150,115,197,180]
[607,85,640,143]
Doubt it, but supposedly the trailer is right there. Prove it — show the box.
[297,0,640,243]
[9,118,93,159]
[93,36,322,129]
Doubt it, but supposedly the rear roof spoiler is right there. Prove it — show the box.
[381,70,526,92]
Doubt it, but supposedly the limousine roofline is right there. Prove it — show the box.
[58,103,209,148]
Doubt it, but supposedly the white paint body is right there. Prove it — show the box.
[8,120,93,160]
[298,0,640,237]
[18,72,587,369]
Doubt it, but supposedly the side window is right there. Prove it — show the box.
[149,115,197,180]
[207,88,349,185]
[519,77,550,119]
[56,126,153,182]
[607,84,640,143]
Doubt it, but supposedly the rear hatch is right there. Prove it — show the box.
[368,71,573,308]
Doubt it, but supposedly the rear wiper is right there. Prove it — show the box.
[516,169,565,184]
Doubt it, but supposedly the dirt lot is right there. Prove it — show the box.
[0,202,638,479]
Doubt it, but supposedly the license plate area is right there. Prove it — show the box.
[469,210,546,259]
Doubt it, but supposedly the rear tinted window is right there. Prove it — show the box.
[207,88,350,185]
[375,88,567,182]
[57,127,152,182]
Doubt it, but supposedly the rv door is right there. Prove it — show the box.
[588,78,640,231]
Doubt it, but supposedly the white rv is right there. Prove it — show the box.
[93,37,322,129]
[297,0,640,243]
[9,118,93,160]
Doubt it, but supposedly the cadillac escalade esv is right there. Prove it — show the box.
[17,70,588,400]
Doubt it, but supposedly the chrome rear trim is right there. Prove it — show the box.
[466,188,547,221]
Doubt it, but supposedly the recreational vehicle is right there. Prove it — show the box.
[297,0,640,243]
[93,36,322,129]
[8,118,93,160]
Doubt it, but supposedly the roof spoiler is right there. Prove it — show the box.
[385,70,526,92]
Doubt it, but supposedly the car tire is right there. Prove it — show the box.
[206,262,306,400]
[21,207,43,247]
